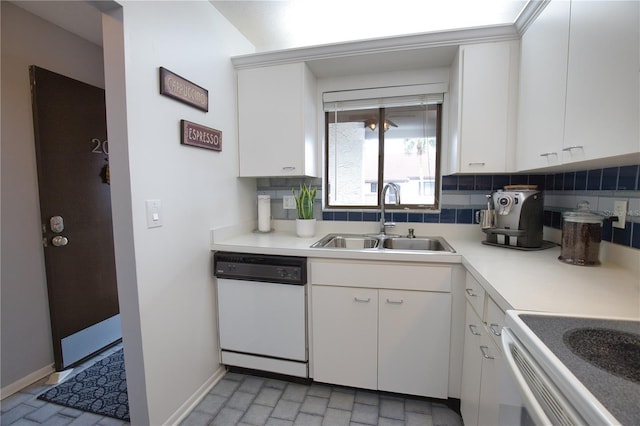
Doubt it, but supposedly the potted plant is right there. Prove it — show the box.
[292,183,317,237]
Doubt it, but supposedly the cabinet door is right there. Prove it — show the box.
[460,302,483,426]
[238,63,317,177]
[563,1,640,163]
[456,41,518,173]
[477,332,502,426]
[311,286,378,390]
[378,290,451,398]
[516,0,570,170]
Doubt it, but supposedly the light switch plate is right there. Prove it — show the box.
[283,195,296,210]
[146,199,163,228]
[613,200,627,229]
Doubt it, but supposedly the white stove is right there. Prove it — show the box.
[502,311,640,425]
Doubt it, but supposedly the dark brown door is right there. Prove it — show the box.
[30,66,120,371]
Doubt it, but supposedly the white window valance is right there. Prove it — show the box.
[323,83,446,111]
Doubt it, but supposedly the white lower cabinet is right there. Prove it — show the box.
[460,302,483,425]
[477,332,502,426]
[311,285,378,390]
[460,272,505,426]
[312,286,451,398]
[310,259,452,398]
[378,289,451,398]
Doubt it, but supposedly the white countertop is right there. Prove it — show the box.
[210,221,640,320]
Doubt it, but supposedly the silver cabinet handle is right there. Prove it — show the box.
[386,299,404,304]
[539,152,558,157]
[562,145,583,151]
[354,297,371,303]
[465,288,477,297]
[480,345,494,360]
[468,162,485,166]
[468,324,481,336]
[51,236,69,247]
[281,166,296,171]
[489,323,502,336]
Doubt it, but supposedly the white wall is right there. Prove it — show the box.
[0,1,106,390]
[102,2,255,424]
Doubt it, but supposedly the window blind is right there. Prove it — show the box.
[323,83,446,112]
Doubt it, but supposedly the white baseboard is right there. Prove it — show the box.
[1,363,54,400]
[44,369,74,385]
[164,365,227,426]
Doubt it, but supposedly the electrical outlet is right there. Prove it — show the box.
[283,195,296,210]
[613,200,627,229]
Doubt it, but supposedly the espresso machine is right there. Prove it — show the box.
[480,189,544,249]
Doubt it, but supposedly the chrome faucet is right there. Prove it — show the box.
[379,183,401,234]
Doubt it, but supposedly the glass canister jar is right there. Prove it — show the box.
[558,202,603,266]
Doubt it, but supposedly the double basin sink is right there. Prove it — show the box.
[311,233,455,253]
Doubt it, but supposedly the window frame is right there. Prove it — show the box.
[323,103,442,211]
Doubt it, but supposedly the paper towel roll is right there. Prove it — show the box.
[258,195,271,232]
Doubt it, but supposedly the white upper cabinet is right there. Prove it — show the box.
[563,1,639,163]
[447,41,520,174]
[517,0,640,171]
[237,63,319,177]
[516,0,570,170]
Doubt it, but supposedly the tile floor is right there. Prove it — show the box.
[180,371,463,426]
[2,352,463,426]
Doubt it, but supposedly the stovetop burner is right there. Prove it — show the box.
[564,328,640,384]
[519,314,640,425]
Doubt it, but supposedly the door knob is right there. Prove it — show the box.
[51,236,69,247]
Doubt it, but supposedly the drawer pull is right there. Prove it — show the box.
[281,166,296,171]
[562,145,583,152]
[354,297,371,303]
[480,345,494,360]
[465,288,477,297]
[489,323,502,336]
[468,162,485,166]
[539,152,558,157]
[468,324,481,336]
[386,299,404,305]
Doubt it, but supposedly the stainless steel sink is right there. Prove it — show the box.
[381,237,454,252]
[311,233,455,253]
[310,234,379,249]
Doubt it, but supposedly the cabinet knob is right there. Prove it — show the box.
[488,323,502,336]
[480,345,494,360]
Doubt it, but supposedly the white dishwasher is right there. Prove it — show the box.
[214,251,308,378]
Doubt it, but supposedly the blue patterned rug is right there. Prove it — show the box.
[38,349,129,421]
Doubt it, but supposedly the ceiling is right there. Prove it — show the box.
[210,0,529,52]
[12,1,529,53]
[11,1,104,46]
[12,0,529,78]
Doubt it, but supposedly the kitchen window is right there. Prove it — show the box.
[324,89,442,210]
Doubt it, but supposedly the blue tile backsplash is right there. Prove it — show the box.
[257,165,640,250]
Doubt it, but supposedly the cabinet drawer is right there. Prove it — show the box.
[485,297,505,346]
[310,259,451,292]
[464,272,485,316]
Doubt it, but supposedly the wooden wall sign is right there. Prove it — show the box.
[159,67,208,112]
[181,120,222,151]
